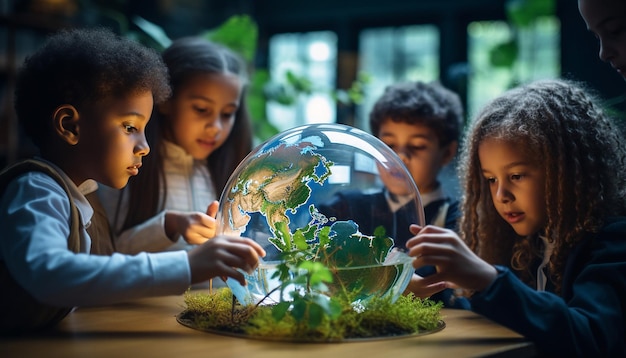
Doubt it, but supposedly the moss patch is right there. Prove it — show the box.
[178,288,444,342]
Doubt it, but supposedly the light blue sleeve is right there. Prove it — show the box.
[0,173,191,307]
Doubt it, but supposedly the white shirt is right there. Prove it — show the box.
[386,185,449,227]
[99,140,216,254]
[0,159,190,307]
[536,235,555,291]
[420,185,446,207]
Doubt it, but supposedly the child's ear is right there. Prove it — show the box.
[53,105,80,145]
[441,140,458,166]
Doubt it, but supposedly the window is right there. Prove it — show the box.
[265,18,559,134]
[267,31,337,132]
[467,17,560,118]
[357,25,439,131]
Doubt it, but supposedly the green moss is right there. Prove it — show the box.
[179,288,443,341]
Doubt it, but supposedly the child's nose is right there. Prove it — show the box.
[135,136,150,157]
[599,39,616,63]
[204,118,222,132]
[494,183,512,203]
[395,148,411,164]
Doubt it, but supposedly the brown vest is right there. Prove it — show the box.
[0,159,114,335]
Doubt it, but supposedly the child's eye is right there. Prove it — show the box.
[510,174,524,181]
[407,145,426,154]
[221,112,235,120]
[124,124,137,133]
[606,25,626,38]
[485,177,496,184]
[190,102,211,114]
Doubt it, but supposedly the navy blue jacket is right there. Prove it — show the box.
[471,217,626,357]
[319,191,459,246]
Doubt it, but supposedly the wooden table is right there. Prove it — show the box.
[2,293,536,358]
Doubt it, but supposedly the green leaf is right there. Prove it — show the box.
[291,274,308,286]
[327,298,343,319]
[489,39,518,68]
[373,226,387,240]
[300,262,333,286]
[293,229,309,250]
[291,300,307,322]
[300,223,317,242]
[264,82,298,105]
[309,295,341,323]
[307,303,323,328]
[274,221,293,250]
[506,0,555,28]
[318,226,331,247]
[285,71,313,94]
[272,261,292,282]
[201,15,258,62]
[271,301,291,321]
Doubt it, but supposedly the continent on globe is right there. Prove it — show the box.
[222,140,333,249]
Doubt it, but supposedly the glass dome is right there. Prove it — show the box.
[216,123,425,306]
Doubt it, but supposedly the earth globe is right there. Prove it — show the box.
[216,123,425,307]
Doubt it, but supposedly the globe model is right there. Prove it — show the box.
[216,123,425,307]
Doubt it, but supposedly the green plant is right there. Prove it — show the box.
[270,258,343,329]
[179,284,443,341]
[178,210,442,341]
[488,0,555,71]
[490,0,626,124]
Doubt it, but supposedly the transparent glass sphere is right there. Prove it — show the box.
[216,123,425,306]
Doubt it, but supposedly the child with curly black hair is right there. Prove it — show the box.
[369,80,463,231]
[99,37,253,257]
[406,78,626,356]
[319,81,466,307]
[0,27,264,335]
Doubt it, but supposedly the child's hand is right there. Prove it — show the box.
[406,224,497,293]
[164,201,220,244]
[206,200,219,218]
[403,273,448,298]
[187,235,266,285]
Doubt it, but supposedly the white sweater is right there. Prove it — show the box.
[99,140,216,254]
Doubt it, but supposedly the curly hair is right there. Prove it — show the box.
[119,36,253,233]
[369,81,464,146]
[458,78,626,293]
[14,27,171,150]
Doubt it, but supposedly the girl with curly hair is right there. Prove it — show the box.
[405,78,626,356]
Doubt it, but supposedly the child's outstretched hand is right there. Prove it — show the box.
[406,224,497,293]
[187,235,266,285]
[403,273,448,298]
[164,201,220,244]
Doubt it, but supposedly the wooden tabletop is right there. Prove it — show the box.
[2,293,536,358]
